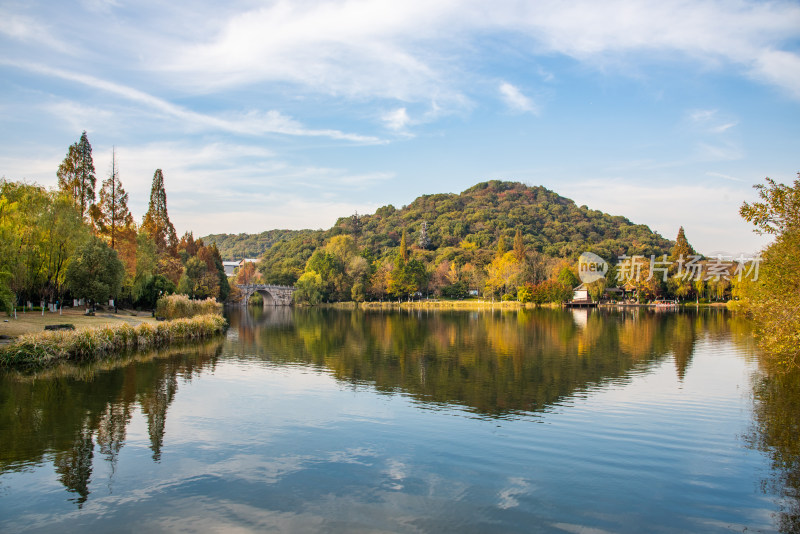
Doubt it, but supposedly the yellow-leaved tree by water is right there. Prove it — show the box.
[739,173,800,370]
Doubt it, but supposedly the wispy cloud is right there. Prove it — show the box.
[3,60,382,143]
[0,8,75,54]
[688,108,738,135]
[696,142,743,161]
[706,171,743,182]
[499,82,538,114]
[710,122,737,133]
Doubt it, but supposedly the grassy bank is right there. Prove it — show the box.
[0,308,157,340]
[0,314,227,369]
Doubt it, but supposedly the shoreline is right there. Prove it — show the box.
[0,313,227,369]
[0,307,157,343]
[314,300,732,311]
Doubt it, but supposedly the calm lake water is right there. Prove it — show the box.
[1,307,799,533]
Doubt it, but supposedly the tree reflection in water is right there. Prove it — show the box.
[749,367,800,533]
[0,306,794,526]
[0,341,224,507]
[228,307,722,416]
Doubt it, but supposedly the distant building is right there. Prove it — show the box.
[566,283,596,308]
[572,283,590,302]
[222,261,239,277]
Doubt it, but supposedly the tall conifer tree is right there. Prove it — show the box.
[97,148,133,250]
[399,229,408,262]
[141,169,177,254]
[670,226,695,261]
[513,228,526,263]
[57,131,96,220]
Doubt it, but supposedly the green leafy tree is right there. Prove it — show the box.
[131,231,175,308]
[56,131,96,220]
[517,285,533,303]
[65,237,125,309]
[0,180,89,304]
[177,257,211,299]
[739,174,800,369]
[740,174,800,235]
[0,271,13,315]
[141,169,178,254]
[294,271,324,305]
[40,192,90,302]
[388,257,427,299]
[557,265,580,288]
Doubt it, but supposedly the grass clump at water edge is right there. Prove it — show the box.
[155,294,222,320]
[0,314,227,368]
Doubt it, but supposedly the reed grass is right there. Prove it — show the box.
[0,314,227,368]
[155,294,222,320]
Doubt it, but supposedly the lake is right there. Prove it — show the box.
[1,307,798,533]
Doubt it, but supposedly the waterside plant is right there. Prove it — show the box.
[155,294,223,320]
[0,314,227,368]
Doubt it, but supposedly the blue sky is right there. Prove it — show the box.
[1,0,799,255]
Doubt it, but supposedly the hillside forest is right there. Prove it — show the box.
[206,181,748,305]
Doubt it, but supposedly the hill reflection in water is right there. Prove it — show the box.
[226,306,749,417]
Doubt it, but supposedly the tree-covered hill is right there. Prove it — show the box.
[201,229,303,260]
[236,180,673,286]
[348,180,671,259]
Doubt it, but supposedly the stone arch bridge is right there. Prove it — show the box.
[236,284,295,307]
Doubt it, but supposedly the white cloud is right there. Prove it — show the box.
[752,48,800,99]
[382,108,412,131]
[125,0,799,115]
[498,82,538,114]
